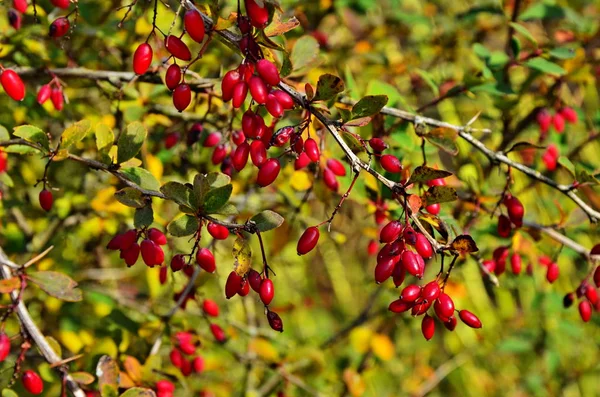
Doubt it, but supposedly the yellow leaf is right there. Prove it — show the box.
[343,369,366,396]
[59,330,84,354]
[45,296,63,313]
[371,333,395,361]
[290,170,313,191]
[248,338,279,362]
[232,236,252,277]
[119,372,136,388]
[91,187,131,215]
[145,153,163,181]
[349,327,373,354]
[134,18,153,36]
[123,356,143,384]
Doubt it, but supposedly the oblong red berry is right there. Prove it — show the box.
[173,84,191,112]
[380,154,402,173]
[192,356,205,373]
[272,89,294,109]
[1,69,25,101]
[552,113,565,133]
[374,256,396,284]
[304,138,320,162]
[434,293,454,320]
[203,132,221,147]
[207,222,229,240]
[256,59,280,85]
[380,220,402,244]
[39,189,53,212]
[133,43,153,75]
[421,314,435,341]
[411,299,431,316]
[0,333,10,362]
[546,262,559,283]
[267,310,283,332]
[170,348,183,368]
[497,214,512,238]
[401,250,423,278]
[248,269,262,292]
[256,158,280,187]
[196,248,216,273]
[22,370,43,395]
[159,266,168,284]
[156,380,175,393]
[184,9,205,43]
[510,253,522,275]
[297,226,319,255]
[248,75,268,104]
[221,70,241,102]
[37,84,51,105]
[392,262,406,287]
[210,323,226,343]
[14,0,28,13]
[8,9,22,30]
[266,93,283,118]
[326,159,346,176]
[225,271,242,299]
[504,195,524,227]
[459,310,482,328]
[559,107,577,124]
[585,287,598,305]
[414,233,433,259]
[578,300,592,322]
[400,284,421,302]
[165,64,182,91]
[245,0,269,28]
[421,281,441,302]
[259,278,274,305]
[444,316,457,331]
[51,0,69,8]
[212,145,227,165]
[594,266,600,288]
[294,152,311,170]
[369,138,388,153]
[141,239,158,266]
[148,228,167,245]
[50,87,63,110]
[165,35,192,61]
[240,279,250,295]
[426,203,440,215]
[323,168,339,192]
[250,140,267,167]
[232,142,250,172]
[232,81,248,108]
[49,17,69,37]
[171,254,186,272]
[388,299,413,313]
[202,299,219,317]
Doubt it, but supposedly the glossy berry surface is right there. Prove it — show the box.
[22,370,44,395]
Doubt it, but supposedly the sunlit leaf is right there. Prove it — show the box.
[28,271,83,302]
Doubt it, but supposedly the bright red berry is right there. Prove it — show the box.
[546,262,559,283]
[585,287,598,305]
[510,253,522,275]
[380,154,402,173]
[266,93,283,118]
[192,356,205,373]
[559,107,577,124]
[245,0,270,28]
[49,17,70,37]
[323,168,339,192]
[39,189,53,212]
[433,293,454,320]
[250,140,267,167]
[400,284,421,302]
[141,239,159,266]
[210,324,226,343]
[256,158,280,187]
[148,228,167,245]
[14,0,28,13]
[392,262,406,287]
[202,299,219,317]
[0,333,10,362]
[297,226,320,255]
[1,69,25,101]
[388,299,413,313]
[425,203,440,215]
[401,251,423,278]
[414,233,433,259]
[248,75,268,104]
[256,59,280,85]
[421,281,441,302]
[578,300,592,322]
[165,35,192,61]
[51,0,69,8]
[221,70,241,102]
[184,9,205,43]
[232,81,249,108]
[133,43,153,75]
[421,314,435,340]
[552,113,565,133]
[369,138,388,153]
[304,138,320,162]
[259,278,274,305]
[22,370,44,395]
[504,195,524,227]
[294,152,311,170]
[173,84,191,112]
[536,109,552,133]
[202,132,221,148]
[232,142,250,172]
[459,310,482,328]
[170,348,183,368]
[37,84,51,105]
[156,380,175,393]
[272,90,294,109]
[50,87,63,110]
[207,222,229,240]
[379,220,402,244]
[122,243,140,266]
[326,159,346,176]
[165,64,182,91]
[196,248,216,273]
[374,257,396,284]
[212,145,227,165]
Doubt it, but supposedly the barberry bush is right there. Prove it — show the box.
[0,0,599,396]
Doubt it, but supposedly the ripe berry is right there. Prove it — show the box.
[248,75,268,104]
[411,299,431,316]
[504,195,524,227]
[546,262,559,283]
[141,239,159,266]
[1,69,25,101]
[267,310,284,332]
[8,9,22,30]
[294,152,311,170]
[232,81,249,108]
[401,251,423,278]
[434,293,454,320]
[458,310,482,328]
[326,159,346,176]
[205,223,228,240]
[171,254,186,272]
[14,0,28,13]
[536,109,551,133]
[39,189,53,212]
[403,227,417,245]
[250,140,267,167]
[203,132,221,147]
[36,84,51,105]
[259,278,274,305]
[212,145,227,165]
[165,35,192,61]
[266,93,283,118]
[367,240,379,256]
[272,90,294,109]
[120,229,138,251]
[49,17,70,37]
[559,107,577,124]
[51,0,69,8]
[256,59,280,85]
[578,300,592,322]
[245,0,269,28]
[192,356,205,373]
[170,348,183,368]
[256,158,280,187]
[497,214,512,238]
[425,203,440,215]
[400,284,421,302]
[388,299,413,313]
[594,266,600,288]
[0,333,10,362]
[322,168,338,192]
[50,87,64,110]
[22,370,44,395]
[297,226,319,255]
[225,271,242,299]
[165,64,182,91]
[421,281,441,302]
[380,154,402,173]
[304,138,320,162]
[203,299,219,317]
[221,70,241,102]
[414,233,433,259]
[156,380,175,393]
[210,324,226,343]
[184,9,205,43]
[421,314,435,341]
[180,358,192,376]
[148,228,167,245]
[563,292,574,308]
[196,248,216,273]
[427,178,446,187]
[369,138,388,153]
[232,142,250,172]
[380,221,402,243]
[444,316,457,331]
[510,253,522,275]
[133,43,153,75]
[374,257,396,284]
[173,84,191,112]
[552,113,565,133]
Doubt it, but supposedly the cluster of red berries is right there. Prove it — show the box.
[107,228,167,267]
[496,194,524,238]
[537,107,578,136]
[168,331,205,378]
[8,0,71,36]
[564,266,600,322]
[36,81,65,111]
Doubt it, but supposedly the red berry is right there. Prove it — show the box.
[39,189,53,212]
[50,87,63,110]
[326,158,346,176]
[458,310,482,328]
[388,299,413,313]
[504,195,524,227]
[212,145,227,165]
[170,348,183,368]
[427,178,446,187]
[0,333,10,362]
[165,64,182,91]
[120,229,138,251]
[203,132,221,147]
[401,251,423,278]
[297,226,320,255]
[578,300,592,322]
[192,356,205,373]
[434,293,454,320]
[180,358,192,376]
[171,254,186,272]
[173,84,191,112]
[536,109,552,133]
[425,203,440,215]
[421,281,441,302]
[210,324,226,343]
[1,69,25,101]
[421,314,435,340]
[510,253,522,275]
[497,214,512,238]
[51,0,69,8]
[232,81,249,108]
[259,278,274,305]
[272,90,294,109]
[414,233,433,259]
[380,154,402,173]
[250,140,267,167]
[367,240,379,256]
[552,113,565,133]
[392,261,406,287]
[444,316,457,331]
[369,138,388,153]
[14,0,28,13]
[265,93,283,118]
[411,299,431,316]
[374,257,396,284]
[323,168,339,192]
[36,85,51,105]
[202,299,219,317]
[164,132,179,149]
[379,220,402,244]
[156,380,175,393]
[256,59,280,85]
[400,284,421,302]
[232,142,250,172]
[559,107,577,124]
[294,152,311,170]
[304,138,320,162]
[207,222,229,240]
[133,43,153,75]
[248,75,268,104]
[165,35,192,61]
[221,70,241,102]
[585,287,598,305]
[148,228,167,245]
[184,9,205,43]
[106,234,124,250]
[8,9,22,30]
[256,158,280,187]
[141,239,159,267]
[49,17,69,37]
[225,271,242,299]
[22,370,44,395]
[267,310,284,332]
[594,266,600,288]
[245,0,269,28]
[196,248,216,273]
[546,262,559,283]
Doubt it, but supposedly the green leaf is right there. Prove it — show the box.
[422,186,458,206]
[13,125,49,151]
[117,122,147,164]
[341,130,365,153]
[2,389,19,397]
[312,74,345,102]
[407,166,452,186]
[251,210,284,232]
[120,388,157,397]
[61,120,91,149]
[473,43,491,60]
[549,47,576,60]
[167,215,199,237]
[102,385,119,397]
[505,141,546,154]
[71,372,95,385]
[0,125,10,141]
[519,4,565,21]
[525,58,566,76]
[557,156,575,176]
[96,123,115,153]
[203,184,233,214]
[121,167,160,191]
[206,172,231,188]
[28,271,83,302]
[114,188,147,208]
[351,95,388,119]
[3,145,40,154]
[191,174,210,209]
[425,127,459,155]
[45,336,62,357]
[509,23,538,47]
[0,173,14,188]
[291,35,320,72]
[213,203,239,216]
[160,181,193,208]
[134,206,154,228]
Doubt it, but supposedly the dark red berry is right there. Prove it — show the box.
[267,310,284,332]
[232,142,250,172]
[221,70,241,102]
[173,84,191,112]
[1,69,25,101]
[400,284,421,302]
[297,226,319,255]
[225,271,242,299]
[433,293,454,320]
[369,138,387,152]
[256,59,280,85]
[39,189,53,212]
[379,220,402,243]
[171,254,186,272]
[165,64,182,91]
[578,300,592,322]
[401,251,423,278]
[380,154,402,173]
[210,323,226,343]
[51,0,69,8]
[8,9,22,30]
[0,333,10,362]
[202,299,219,317]
[170,348,183,368]
[563,292,574,308]
[247,269,262,292]
[459,310,482,328]
[120,229,138,251]
[141,239,159,267]
[212,145,227,165]
[504,195,524,227]
[421,314,435,340]
[164,132,180,149]
[22,370,44,395]
[259,278,274,305]
[196,248,216,273]
[537,109,551,133]
[374,257,396,284]
[245,0,269,28]
[49,17,69,37]
[497,214,512,238]
[250,140,267,167]
[165,35,192,61]
[50,87,63,110]
[184,9,205,43]
[392,262,406,287]
[388,298,413,313]
[594,266,600,288]
[232,81,249,108]
[133,43,153,75]
[256,158,280,187]
[444,316,457,331]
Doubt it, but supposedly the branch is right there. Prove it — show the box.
[0,249,86,397]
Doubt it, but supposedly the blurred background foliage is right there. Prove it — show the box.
[0,0,599,396]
